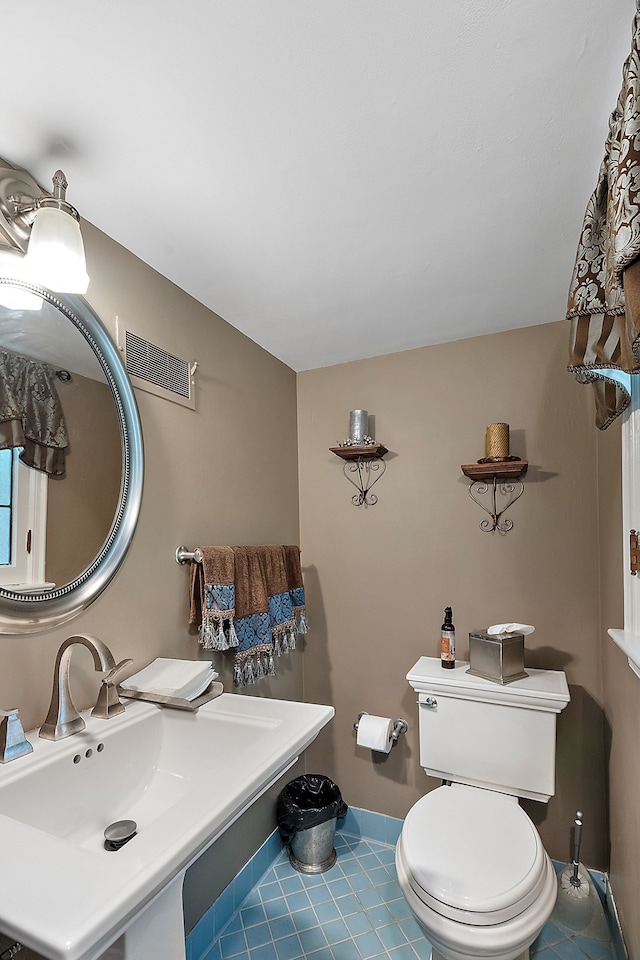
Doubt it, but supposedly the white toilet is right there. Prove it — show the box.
[396,656,570,960]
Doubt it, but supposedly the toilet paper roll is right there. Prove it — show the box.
[356,714,394,753]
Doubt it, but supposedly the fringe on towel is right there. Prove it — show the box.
[233,644,276,687]
[199,610,239,651]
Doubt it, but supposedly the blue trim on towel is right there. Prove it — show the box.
[234,612,271,651]
[204,583,235,612]
[268,591,293,628]
[290,586,305,607]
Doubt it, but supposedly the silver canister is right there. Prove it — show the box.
[349,410,368,442]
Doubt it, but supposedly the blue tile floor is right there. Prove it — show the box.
[203,832,616,960]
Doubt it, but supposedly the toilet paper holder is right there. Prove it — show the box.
[353,712,408,745]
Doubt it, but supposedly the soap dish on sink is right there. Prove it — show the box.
[117,680,224,711]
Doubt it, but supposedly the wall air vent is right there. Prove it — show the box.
[117,325,196,410]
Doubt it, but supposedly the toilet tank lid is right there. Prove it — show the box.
[406,657,569,713]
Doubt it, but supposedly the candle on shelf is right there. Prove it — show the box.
[349,410,368,443]
[485,423,510,460]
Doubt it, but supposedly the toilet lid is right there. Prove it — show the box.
[400,784,548,924]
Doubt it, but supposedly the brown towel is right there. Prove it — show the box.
[233,546,268,621]
[283,545,309,633]
[282,545,302,590]
[189,546,236,650]
[232,546,296,684]
[261,545,298,648]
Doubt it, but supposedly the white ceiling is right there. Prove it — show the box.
[0,1,634,371]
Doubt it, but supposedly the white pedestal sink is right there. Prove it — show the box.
[0,693,334,960]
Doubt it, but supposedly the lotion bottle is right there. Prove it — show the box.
[440,606,455,669]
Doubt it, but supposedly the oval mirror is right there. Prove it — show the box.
[0,278,144,633]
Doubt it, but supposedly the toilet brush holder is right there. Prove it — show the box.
[555,811,609,940]
[560,812,590,891]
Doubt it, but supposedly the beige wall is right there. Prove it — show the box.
[0,220,304,942]
[46,372,121,586]
[297,320,607,869]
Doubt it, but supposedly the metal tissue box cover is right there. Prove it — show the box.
[467,630,528,685]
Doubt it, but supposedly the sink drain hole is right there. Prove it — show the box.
[104,819,137,851]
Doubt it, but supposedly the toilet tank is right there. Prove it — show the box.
[406,657,570,802]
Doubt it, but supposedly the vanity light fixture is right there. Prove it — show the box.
[0,159,89,300]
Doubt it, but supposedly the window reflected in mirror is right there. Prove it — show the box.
[0,449,12,565]
[0,448,49,592]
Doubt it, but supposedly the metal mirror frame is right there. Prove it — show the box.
[0,278,144,633]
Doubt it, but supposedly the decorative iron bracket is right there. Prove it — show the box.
[330,443,388,507]
[461,460,528,534]
[343,457,387,507]
[467,477,524,533]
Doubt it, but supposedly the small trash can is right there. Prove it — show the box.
[277,774,348,874]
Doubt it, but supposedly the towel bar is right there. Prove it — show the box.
[175,546,202,565]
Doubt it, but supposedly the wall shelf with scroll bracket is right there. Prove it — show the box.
[461,459,528,533]
[461,422,527,534]
[331,409,389,507]
[330,443,388,507]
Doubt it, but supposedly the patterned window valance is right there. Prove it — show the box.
[0,350,68,476]
[567,14,640,429]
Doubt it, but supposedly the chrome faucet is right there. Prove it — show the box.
[39,634,132,741]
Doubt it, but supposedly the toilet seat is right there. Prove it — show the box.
[399,784,549,926]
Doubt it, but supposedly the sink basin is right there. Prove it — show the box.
[0,693,333,960]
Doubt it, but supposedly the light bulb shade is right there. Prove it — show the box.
[0,284,43,311]
[0,252,43,310]
[23,206,89,294]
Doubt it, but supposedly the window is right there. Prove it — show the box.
[598,370,640,676]
[0,449,50,591]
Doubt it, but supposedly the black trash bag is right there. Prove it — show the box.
[277,774,348,844]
